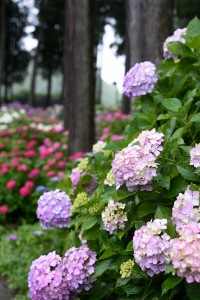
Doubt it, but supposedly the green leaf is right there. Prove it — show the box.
[186,17,200,38]
[105,140,127,151]
[164,176,187,198]
[157,114,171,120]
[186,282,200,300]
[116,277,131,287]
[137,203,157,218]
[162,276,183,294]
[167,41,194,58]
[189,113,200,123]
[154,206,171,220]
[120,283,143,295]
[94,258,113,277]
[158,176,170,190]
[162,98,182,113]
[141,95,155,116]
[99,248,116,259]
[176,162,199,181]
[81,216,98,231]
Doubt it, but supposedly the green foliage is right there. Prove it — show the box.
[55,17,200,299]
[0,224,65,299]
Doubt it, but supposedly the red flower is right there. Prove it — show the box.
[6,180,17,190]
[68,152,84,161]
[0,205,9,214]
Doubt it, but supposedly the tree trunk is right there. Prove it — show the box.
[64,0,95,155]
[122,0,173,113]
[46,67,52,107]
[28,25,44,106]
[0,0,6,104]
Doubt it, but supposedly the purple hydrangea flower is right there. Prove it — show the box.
[190,143,200,168]
[172,187,200,232]
[70,167,82,190]
[102,200,127,234]
[133,219,171,276]
[61,244,97,293]
[37,189,72,229]
[6,234,18,241]
[123,61,158,99]
[28,251,71,300]
[170,222,200,283]
[112,129,164,192]
[163,28,186,59]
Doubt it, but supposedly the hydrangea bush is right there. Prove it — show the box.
[28,18,200,299]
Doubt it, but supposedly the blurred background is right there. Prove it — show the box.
[0,0,199,109]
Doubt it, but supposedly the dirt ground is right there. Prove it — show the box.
[0,277,15,300]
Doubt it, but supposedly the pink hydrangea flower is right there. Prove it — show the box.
[190,143,200,168]
[28,169,40,179]
[170,222,200,283]
[6,180,17,190]
[133,219,171,276]
[0,205,9,214]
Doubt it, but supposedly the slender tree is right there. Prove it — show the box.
[64,0,95,155]
[0,0,6,102]
[122,0,173,113]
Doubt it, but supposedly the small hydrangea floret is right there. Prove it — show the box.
[120,259,134,278]
[37,189,72,229]
[133,219,171,276]
[123,61,158,99]
[28,251,71,300]
[170,222,200,283]
[172,187,200,232]
[163,28,186,59]
[112,129,164,192]
[190,143,200,168]
[102,200,127,234]
[61,244,97,293]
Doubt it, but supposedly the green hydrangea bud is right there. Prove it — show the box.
[77,158,89,171]
[71,192,88,212]
[120,259,134,278]
[88,203,100,214]
[104,169,115,186]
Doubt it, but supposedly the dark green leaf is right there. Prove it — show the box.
[186,282,200,300]
[176,162,199,181]
[162,276,183,294]
[94,258,113,277]
[81,216,98,231]
[167,41,194,58]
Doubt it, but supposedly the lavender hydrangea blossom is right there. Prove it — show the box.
[102,200,127,234]
[61,244,97,293]
[190,143,200,168]
[163,28,186,59]
[37,189,72,229]
[133,219,171,276]
[28,251,71,300]
[172,188,200,232]
[170,222,200,283]
[123,61,158,99]
[112,129,164,192]
[70,167,82,190]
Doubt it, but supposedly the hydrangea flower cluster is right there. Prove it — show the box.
[92,141,107,154]
[28,251,71,300]
[172,188,200,232]
[112,129,164,192]
[123,61,158,99]
[133,219,171,276]
[120,259,135,278]
[170,222,200,283]
[190,143,200,167]
[102,200,127,234]
[163,28,186,59]
[61,244,97,293]
[37,189,72,229]
[71,192,89,212]
[77,158,89,171]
